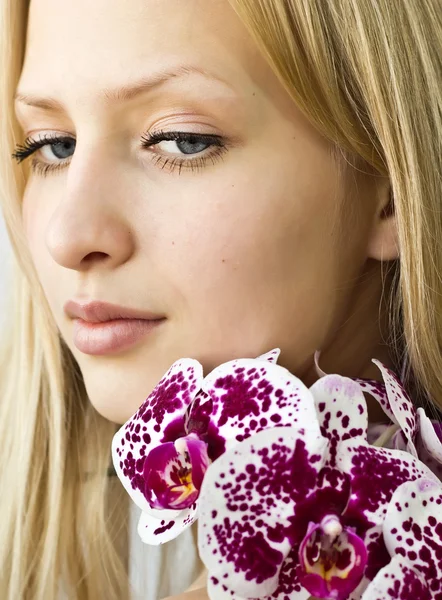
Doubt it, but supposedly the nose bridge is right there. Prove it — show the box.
[45,145,136,271]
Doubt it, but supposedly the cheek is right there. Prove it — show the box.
[21,180,51,253]
[22,187,35,243]
[159,164,348,359]
[167,160,344,310]
[155,146,370,370]
[21,185,60,309]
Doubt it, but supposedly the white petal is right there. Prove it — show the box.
[206,575,248,600]
[198,426,328,599]
[372,360,418,456]
[313,350,327,378]
[382,477,442,595]
[310,375,368,447]
[256,348,281,364]
[137,502,198,545]
[361,555,430,599]
[202,359,321,449]
[337,441,435,527]
[112,358,203,513]
[417,407,442,463]
[354,378,396,425]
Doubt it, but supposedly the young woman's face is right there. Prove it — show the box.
[15,0,389,423]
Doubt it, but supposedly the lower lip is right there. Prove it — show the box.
[72,318,165,355]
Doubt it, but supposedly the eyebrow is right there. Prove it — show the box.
[14,64,234,111]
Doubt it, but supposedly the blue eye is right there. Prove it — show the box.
[11,130,229,176]
[49,138,76,159]
[12,134,75,162]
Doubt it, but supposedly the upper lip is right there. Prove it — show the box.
[64,300,165,323]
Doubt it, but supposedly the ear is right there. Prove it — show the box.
[366,183,399,261]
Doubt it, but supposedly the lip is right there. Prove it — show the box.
[64,299,165,323]
[65,299,166,355]
[72,318,165,355]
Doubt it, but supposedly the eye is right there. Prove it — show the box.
[141,130,216,156]
[41,138,76,161]
[139,129,229,173]
[11,129,229,176]
[12,134,76,163]
[11,134,76,175]
[50,139,75,160]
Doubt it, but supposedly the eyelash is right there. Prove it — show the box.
[11,129,229,176]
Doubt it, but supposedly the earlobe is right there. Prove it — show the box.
[366,188,399,261]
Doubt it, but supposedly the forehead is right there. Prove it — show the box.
[18,0,268,107]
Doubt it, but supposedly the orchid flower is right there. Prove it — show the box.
[361,477,442,599]
[197,371,438,600]
[354,361,442,479]
[112,348,322,544]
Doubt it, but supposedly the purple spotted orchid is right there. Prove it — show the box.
[197,366,440,600]
[353,360,442,480]
[361,477,442,599]
[112,347,323,544]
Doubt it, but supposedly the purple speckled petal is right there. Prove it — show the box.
[298,517,367,600]
[337,441,436,585]
[371,360,418,457]
[265,547,311,600]
[112,358,203,513]
[208,545,326,600]
[382,477,442,597]
[256,347,281,364]
[417,407,442,464]
[354,378,395,425]
[310,375,368,463]
[201,359,320,451]
[198,426,328,599]
[361,555,431,600]
[206,575,248,600]
[338,442,436,529]
[137,501,199,545]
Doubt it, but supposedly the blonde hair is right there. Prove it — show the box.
[0,0,441,598]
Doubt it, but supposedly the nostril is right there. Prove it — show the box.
[83,251,109,263]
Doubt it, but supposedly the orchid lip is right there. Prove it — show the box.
[143,434,211,510]
[298,515,367,600]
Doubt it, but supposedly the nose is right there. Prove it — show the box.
[45,151,136,271]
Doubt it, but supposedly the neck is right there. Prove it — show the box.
[302,260,399,422]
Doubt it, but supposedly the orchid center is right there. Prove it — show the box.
[298,515,367,600]
[143,434,211,510]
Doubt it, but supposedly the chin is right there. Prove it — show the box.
[85,384,142,425]
[90,400,129,426]
[82,366,160,425]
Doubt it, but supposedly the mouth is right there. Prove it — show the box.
[72,317,166,356]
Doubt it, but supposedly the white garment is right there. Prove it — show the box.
[128,504,203,600]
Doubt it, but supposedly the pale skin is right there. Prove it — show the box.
[15,0,398,597]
